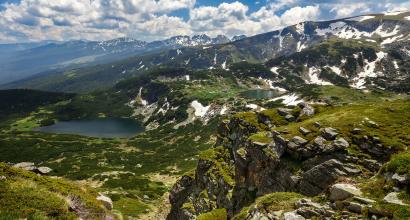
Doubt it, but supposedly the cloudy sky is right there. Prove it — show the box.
[0,0,409,43]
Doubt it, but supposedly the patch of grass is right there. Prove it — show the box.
[113,197,150,218]
[233,192,304,220]
[382,152,410,175]
[197,208,227,220]
[249,132,272,144]
[199,146,235,186]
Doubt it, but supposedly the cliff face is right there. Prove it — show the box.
[167,100,410,219]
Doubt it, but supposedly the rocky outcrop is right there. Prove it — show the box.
[13,162,53,175]
[167,106,403,219]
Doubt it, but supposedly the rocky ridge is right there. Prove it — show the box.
[167,100,410,219]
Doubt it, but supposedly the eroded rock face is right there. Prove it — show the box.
[167,111,374,219]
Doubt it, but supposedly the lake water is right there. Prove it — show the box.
[240,90,282,99]
[36,118,144,138]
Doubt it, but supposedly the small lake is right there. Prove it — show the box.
[240,90,282,100]
[35,118,143,138]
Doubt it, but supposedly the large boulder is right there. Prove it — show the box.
[298,160,361,196]
[321,128,339,140]
[329,184,362,201]
[298,103,315,117]
[13,162,36,171]
[36,166,53,175]
[383,192,409,206]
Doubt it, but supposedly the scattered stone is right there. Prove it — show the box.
[97,193,113,210]
[361,159,382,172]
[351,128,362,134]
[299,127,311,136]
[383,192,409,206]
[284,211,306,220]
[36,166,53,175]
[13,162,36,171]
[353,196,376,204]
[333,137,349,149]
[346,202,363,213]
[313,122,321,128]
[291,136,308,146]
[321,127,339,140]
[329,184,362,201]
[392,173,409,185]
[366,120,379,128]
[285,114,295,122]
[299,103,315,117]
[0,176,6,180]
[277,108,292,116]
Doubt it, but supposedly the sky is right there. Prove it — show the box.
[0,0,409,43]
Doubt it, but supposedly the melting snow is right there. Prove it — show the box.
[306,67,333,85]
[185,58,190,65]
[177,49,182,55]
[191,100,210,117]
[138,65,145,70]
[138,87,148,106]
[351,51,387,89]
[381,34,403,45]
[295,22,305,35]
[271,67,279,75]
[270,94,303,106]
[222,59,228,70]
[220,105,228,115]
[213,52,217,65]
[296,41,306,52]
[405,16,410,21]
[185,75,190,81]
[393,60,399,70]
[328,66,342,75]
[246,104,266,112]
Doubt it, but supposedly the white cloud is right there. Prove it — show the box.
[0,0,408,43]
[330,3,370,17]
[280,5,320,25]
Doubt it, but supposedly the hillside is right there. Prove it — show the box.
[0,11,409,220]
[3,11,410,93]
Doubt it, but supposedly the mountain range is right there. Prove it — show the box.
[0,11,409,220]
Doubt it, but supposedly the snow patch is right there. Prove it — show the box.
[270,94,303,106]
[222,59,228,70]
[191,100,210,117]
[381,34,403,45]
[306,67,333,85]
[351,51,387,89]
[138,87,148,106]
[328,66,342,75]
[271,67,279,75]
[176,49,182,55]
[246,104,266,112]
[185,75,190,81]
[220,105,228,115]
[384,11,406,16]
[295,22,305,35]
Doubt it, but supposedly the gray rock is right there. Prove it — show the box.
[0,176,6,180]
[278,108,292,116]
[392,173,409,185]
[351,128,362,134]
[383,192,409,206]
[284,211,306,220]
[329,183,362,201]
[313,122,321,127]
[292,136,308,146]
[353,196,376,204]
[313,136,326,147]
[97,193,113,210]
[321,127,339,140]
[36,166,53,175]
[285,114,295,122]
[299,127,311,136]
[333,137,349,148]
[299,160,361,196]
[13,162,36,171]
[346,202,363,213]
[300,103,315,117]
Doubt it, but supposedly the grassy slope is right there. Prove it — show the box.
[0,163,109,219]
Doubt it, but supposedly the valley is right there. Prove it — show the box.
[0,10,409,220]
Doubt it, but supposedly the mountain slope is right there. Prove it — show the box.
[0,34,232,84]
[4,11,410,93]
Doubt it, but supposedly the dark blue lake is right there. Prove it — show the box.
[240,90,282,99]
[36,118,143,138]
